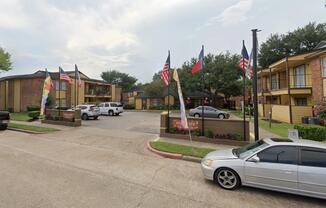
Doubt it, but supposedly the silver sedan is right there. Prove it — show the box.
[189,106,230,119]
[201,138,326,199]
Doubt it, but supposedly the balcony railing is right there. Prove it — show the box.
[258,74,311,92]
[86,89,111,96]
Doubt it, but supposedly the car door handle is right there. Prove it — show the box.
[282,170,293,174]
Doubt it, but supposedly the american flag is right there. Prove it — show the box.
[246,50,253,79]
[59,67,72,84]
[160,53,170,86]
[239,44,249,70]
[75,64,82,87]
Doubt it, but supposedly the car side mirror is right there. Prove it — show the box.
[248,155,260,163]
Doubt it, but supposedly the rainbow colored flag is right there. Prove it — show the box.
[173,69,188,129]
[40,69,53,116]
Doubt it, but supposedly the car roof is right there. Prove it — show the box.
[264,138,326,149]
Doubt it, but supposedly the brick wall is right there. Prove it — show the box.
[20,78,43,111]
[310,58,323,104]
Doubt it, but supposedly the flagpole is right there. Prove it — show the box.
[201,45,205,137]
[167,50,170,132]
[58,67,61,116]
[75,65,77,107]
[242,40,246,141]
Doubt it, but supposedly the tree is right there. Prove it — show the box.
[259,22,326,68]
[143,79,165,97]
[101,70,138,91]
[0,47,12,72]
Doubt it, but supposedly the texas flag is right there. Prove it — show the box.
[191,47,204,74]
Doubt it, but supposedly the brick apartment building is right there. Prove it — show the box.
[258,43,326,124]
[0,70,121,112]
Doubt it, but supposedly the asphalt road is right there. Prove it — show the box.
[0,112,324,208]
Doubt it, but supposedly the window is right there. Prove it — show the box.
[295,98,307,106]
[322,57,326,77]
[111,103,118,107]
[294,65,305,88]
[99,103,104,107]
[55,81,67,91]
[257,146,298,164]
[301,147,326,168]
[271,74,278,90]
[105,103,110,107]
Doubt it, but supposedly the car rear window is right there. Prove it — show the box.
[111,103,118,107]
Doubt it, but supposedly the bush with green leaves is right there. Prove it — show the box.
[204,129,214,138]
[123,103,135,109]
[27,105,41,111]
[28,111,40,119]
[294,124,326,142]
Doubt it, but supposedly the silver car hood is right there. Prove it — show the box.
[204,149,238,160]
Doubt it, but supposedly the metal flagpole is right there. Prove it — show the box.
[58,67,61,116]
[167,50,170,132]
[242,40,247,141]
[75,65,77,107]
[252,29,259,141]
[201,45,205,136]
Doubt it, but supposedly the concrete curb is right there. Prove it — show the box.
[147,142,202,163]
[8,128,46,134]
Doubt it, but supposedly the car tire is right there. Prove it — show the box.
[82,114,89,120]
[214,168,241,190]
[108,110,114,116]
[0,124,7,130]
[94,116,98,120]
[194,113,200,118]
[218,114,225,119]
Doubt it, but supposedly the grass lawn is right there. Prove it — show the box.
[8,123,59,133]
[230,110,292,138]
[150,141,215,158]
[10,112,31,121]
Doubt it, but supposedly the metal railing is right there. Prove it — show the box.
[258,74,311,92]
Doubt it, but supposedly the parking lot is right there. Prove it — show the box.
[0,112,324,208]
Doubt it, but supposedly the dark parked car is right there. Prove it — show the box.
[0,111,10,130]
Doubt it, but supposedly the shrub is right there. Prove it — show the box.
[123,104,135,109]
[232,133,243,141]
[27,105,41,111]
[28,111,40,119]
[204,129,214,138]
[294,124,326,142]
[169,127,177,133]
[319,110,326,119]
[7,107,13,113]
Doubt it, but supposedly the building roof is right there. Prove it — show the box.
[0,70,109,85]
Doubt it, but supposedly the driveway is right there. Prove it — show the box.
[0,112,324,208]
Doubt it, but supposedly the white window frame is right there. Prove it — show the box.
[294,65,305,88]
[322,57,326,78]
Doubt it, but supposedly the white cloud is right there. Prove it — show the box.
[0,0,30,29]
[201,0,253,28]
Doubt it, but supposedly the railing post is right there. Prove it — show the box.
[286,57,293,124]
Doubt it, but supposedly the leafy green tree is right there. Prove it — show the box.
[0,47,12,72]
[143,79,165,97]
[259,22,326,68]
[101,70,137,91]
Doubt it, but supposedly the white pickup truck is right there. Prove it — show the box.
[98,102,123,116]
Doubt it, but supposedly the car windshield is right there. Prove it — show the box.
[232,140,269,159]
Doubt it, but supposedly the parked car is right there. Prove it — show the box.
[98,102,123,116]
[76,105,100,120]
[189,106,230,119]
[201,138,326,200]
[0,111,10,130]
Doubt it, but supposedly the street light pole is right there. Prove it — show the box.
[252,29,259,141]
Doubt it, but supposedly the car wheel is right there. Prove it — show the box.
[0,124,7,130]
[218,114,225,119]
[194,113,200,118]
[82,114,89,120]
[94,116,98,120]
[108,110,114,116]
[215,168,240,190]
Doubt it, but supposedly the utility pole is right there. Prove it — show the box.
[252,29,259,141]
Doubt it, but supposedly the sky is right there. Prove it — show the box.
[0,0,326,83]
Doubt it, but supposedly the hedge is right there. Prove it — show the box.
[27,105,41,111]
[28,111,40,119]
[123,104,135,109]
[294,124,326,142]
